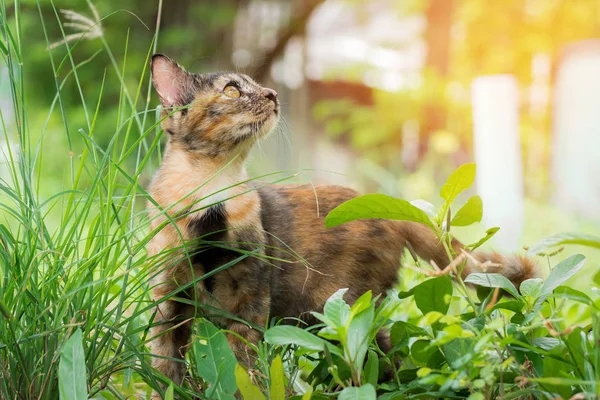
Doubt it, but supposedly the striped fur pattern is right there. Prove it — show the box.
[146,55,538,393]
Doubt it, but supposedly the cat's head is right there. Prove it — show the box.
[151,54,279,157]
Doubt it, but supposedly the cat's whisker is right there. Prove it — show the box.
[276,116,293,158]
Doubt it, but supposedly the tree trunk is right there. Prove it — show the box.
[421,0,455,156]
[251,0,324,82]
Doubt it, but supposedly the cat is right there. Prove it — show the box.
[146,54,537,394]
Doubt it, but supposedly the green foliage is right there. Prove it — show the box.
[58,329,88,400]
[528,233,600,255]
[265,289,398,390]
[0,1,164,395]
[235,364,266,400]
[326,162,478,238]
[269,355,286,400]
[541,254,587,296]
[0,2,270,399]
[261,163,600,399]
[264,326,343,357]
[325,194,434,229]
[194,319,238,399]
[413,276,453,314]
[466,227,500,251]
[338,384,376,400]
[451,195,483,227]
[464,273,521,299]
[439,163,476,204]
[262,249,599,398]
[164,384,175,400]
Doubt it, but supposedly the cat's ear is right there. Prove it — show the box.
[151,54,194,107]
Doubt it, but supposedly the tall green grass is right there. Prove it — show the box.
[0,1,206,398]
[0,2,303,398]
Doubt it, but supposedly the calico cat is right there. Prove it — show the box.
[146,54,537,393]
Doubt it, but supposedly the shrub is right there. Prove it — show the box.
[202,164,600,400]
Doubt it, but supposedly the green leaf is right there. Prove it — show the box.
[413,276,453,315]
[411,340,436,364]
[451,195,483,226]
[519,278,543,298]
[269,355,285,400]
[468,393,485,400]
[235,364,266,400]
[551,286,593,305]
[346,302,374,373]
[543,346,573,399]
[410,199,437,217]
[378,393,406,400]
[541,254,586,296]
[338,384,377,400]
[440,163,476,203]
[532,337,560,351]
[443,338,475,369]
[323,288,350,328]
[325,194,434,229]
[59,329,88,400]
[564,328,586,374]
[313,289,351,341]
[195,320,237,397]
[397,288,415,299]
[164,384,174,400]
[489,300,524,314]
[464,273,521,299]
[349,291,373,318]
[264,326,342,356]
[364,350,379,386]
[390,321,428,348]
[526,377,600,386]
[528,232,600,255]
[0,38,7,56]
[396,369,419,384]
[466,227,500,251]
[305,359,333,388]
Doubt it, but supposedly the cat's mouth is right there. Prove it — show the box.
[254,111,279,137]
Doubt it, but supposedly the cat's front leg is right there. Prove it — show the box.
[150,281,194,398]
[215,273,271,367]
[226,321,265,367]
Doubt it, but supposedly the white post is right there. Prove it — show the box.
[471,75,524,251]
[552,42,600,221]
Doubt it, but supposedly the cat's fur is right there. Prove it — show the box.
[147,54,537,393]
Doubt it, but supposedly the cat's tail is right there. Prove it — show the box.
[400,222,538,288]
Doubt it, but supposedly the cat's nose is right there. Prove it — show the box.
[263,88,278,104]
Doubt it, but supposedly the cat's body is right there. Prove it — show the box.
[146,54,537,394]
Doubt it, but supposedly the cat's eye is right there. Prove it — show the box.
[223,84,241,98]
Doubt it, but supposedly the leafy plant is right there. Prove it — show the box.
[264,289,399,391]
[528,233,600,255]
[194,320,238,399]
[261,163,600,399]
[58,329,88,400]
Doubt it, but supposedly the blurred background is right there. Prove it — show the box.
[2,0,600,281]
